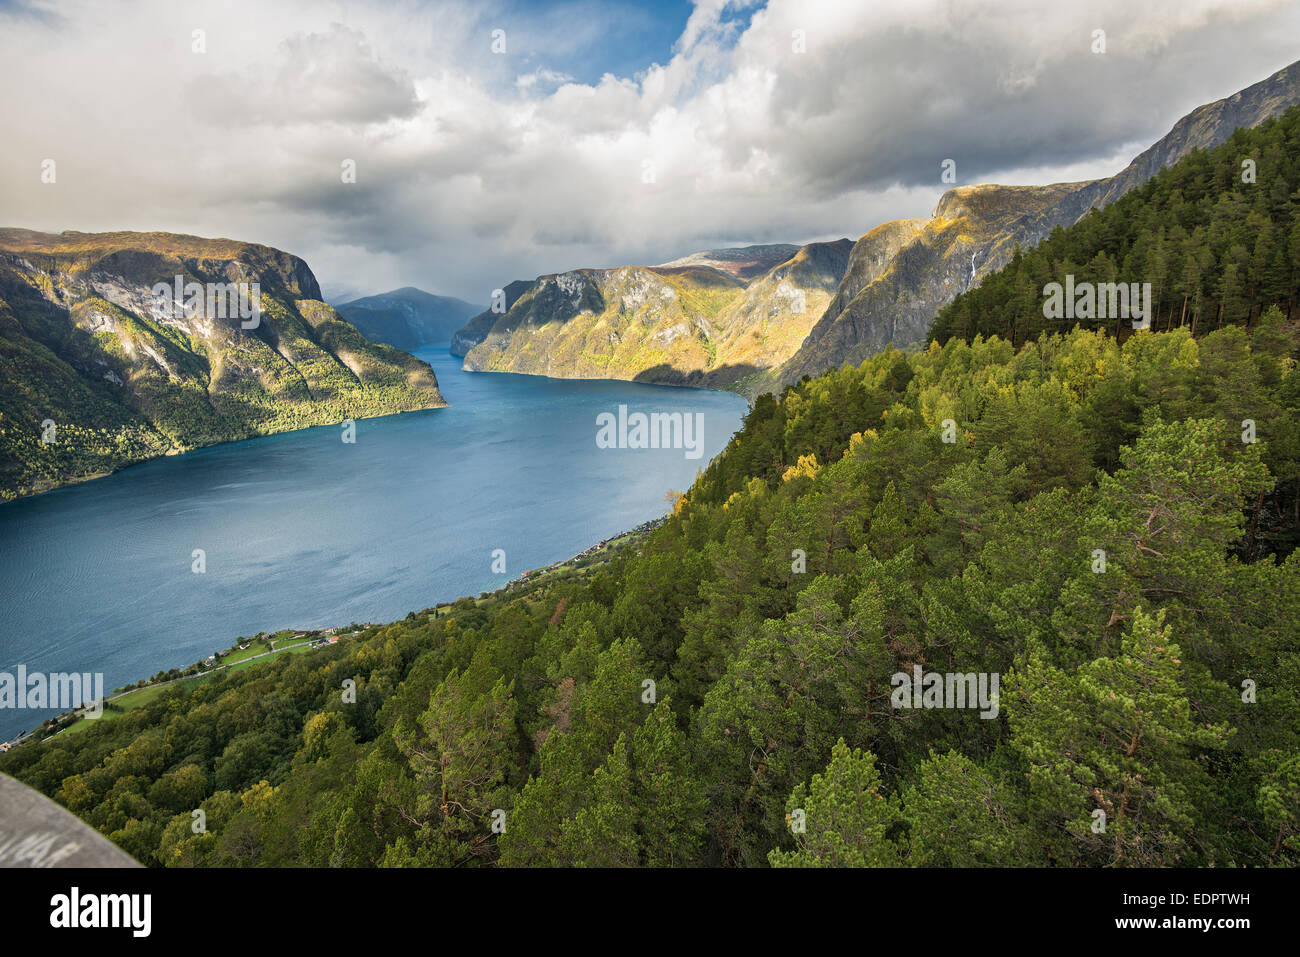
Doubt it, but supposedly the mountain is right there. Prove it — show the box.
[769,57,1300,390]
[771,184,1087,387]
[929,103,1300,347]
[450,279,532,358]
[334,287,481,351]
[0,229,446,500]
[450,241,852,390]
[658,243,801,279]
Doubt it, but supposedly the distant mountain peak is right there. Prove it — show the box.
[333,287,481,350]
[658,244,803,280]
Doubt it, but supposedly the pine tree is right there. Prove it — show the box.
[902,750,1032,866]
[1007,609,1229,865]
[631,701,707,866]
[768,738,900,867]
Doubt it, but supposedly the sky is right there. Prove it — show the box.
[2,0,1299,304]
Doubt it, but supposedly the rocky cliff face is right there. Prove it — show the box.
[451,241,851,390]
[769,58,1300,392]
[450,279,532,358]
[772,183,1088,386]
[0,229,445,499]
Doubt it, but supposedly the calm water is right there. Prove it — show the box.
[0,349,747,740]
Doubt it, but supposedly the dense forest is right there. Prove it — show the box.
[3,110,1299,869]
[930,104,1300,345]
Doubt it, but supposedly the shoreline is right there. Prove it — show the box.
[456,359,759,404]
[0,400,449,507]
[1,515,665,750]
[1,352,753,507]
[0,353,738,748]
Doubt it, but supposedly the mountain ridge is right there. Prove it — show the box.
[451,239,853,390]
[0,229,446,500]
[770,57,1300,390]
[334,286,481,351]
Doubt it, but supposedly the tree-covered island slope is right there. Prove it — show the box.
[4,104,1299,867]
[0,229,446,500]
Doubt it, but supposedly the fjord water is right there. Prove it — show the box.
[0,349,748,740]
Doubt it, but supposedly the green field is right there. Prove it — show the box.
[52,637,324,738]
[219,641,274,665]
[59,675,207,738]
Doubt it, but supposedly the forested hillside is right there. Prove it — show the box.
[930,105,1300,346]
[3,311,1296,867]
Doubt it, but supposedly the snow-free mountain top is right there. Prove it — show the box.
[451,240,851,390]
[767,56,1300,392]
[335,286,481,350]
[451,58,1300,399]
[658,244,802,280]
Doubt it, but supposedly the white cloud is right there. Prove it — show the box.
[191,23,420,126]
[516,67,575,92]
[1,0,1297,303]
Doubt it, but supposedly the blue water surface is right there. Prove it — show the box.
[0,349,748,739]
